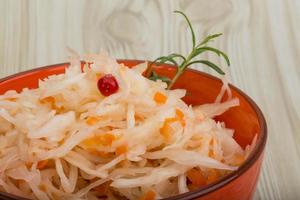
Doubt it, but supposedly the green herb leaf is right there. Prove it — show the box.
[145,55,179,78]
[185,60,225,75]
[152,56,179,67]
[197,33,223,47]
[149,71,171,83]
[145,11,230,90]
[191,46,230,66]
[174,10,196,49]
[168,53,186,63]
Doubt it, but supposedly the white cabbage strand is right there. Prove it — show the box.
[144,149,237,170]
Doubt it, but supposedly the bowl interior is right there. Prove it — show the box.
[0,60,267,199]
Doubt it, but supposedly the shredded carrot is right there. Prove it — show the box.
[88,149,111,158]
[160,124,172,140]
[96,73,102,79]
[56,106,65,113]
[208,138,215,158]
[139,190,156,200]
[160,117,177,140]
[39,96,64,112]
[101,133,116,146]
[17,180,25,187]
[37,160,49,170]
[206,169,221,184]
[52,193,60,200]
[232,153,245,166]
[186,168,206,187]
[39,96,56,109]
[39,96,55,104]
[153,92,167,104]
[82,137,96,147]
[86,116,102,125]
[5,97,17,102]
[134,113,145,121]
[25,162,33,169]
[116,144,128,155]
[175,109,184,119]
[187,184,199,191]
[159,112,186,141]
[82,133,116,147]
[94,181,111,196]
[117,159,131,168]
[164,117,178,124]
[175,109,186,126]
[208,149,214,158]
[39,184,47,192]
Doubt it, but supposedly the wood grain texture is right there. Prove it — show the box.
[1,0,300,199]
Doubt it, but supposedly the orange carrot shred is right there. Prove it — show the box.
[188,184,200,191]
[37,160,49,170]
[82,137,96,147]
[139,190,156,200]
[160,117,178,140]
[56,106,65,113]
[39,96,55,104]
[88,149,111,158]
[39,184,47,192]
[159,109,186,140]
[6,97,17,102]
[102,133,116,146]
[208,149,214,158]
[175,109,184,119]
[153,92,167,104]
[206,169,220,184]
[116,144,128,155]
[86,116,101,125]
[134,113,145,121]
[117,159,131,168]
[94,181,111,196]
[164,117,178,124]
[160,117,177,141]
[39,96,56,108]
[96,73,103,79]
[39,96,65,111]
[25,162,33,169]
[186,168,206,187]
[175,109,186,126]
[160,123,172,140]
[82,133,116,147]
[232,153,245,166]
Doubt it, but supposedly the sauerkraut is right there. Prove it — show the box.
[0,53,256,200]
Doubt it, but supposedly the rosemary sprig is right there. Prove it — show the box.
[145,10,230,89]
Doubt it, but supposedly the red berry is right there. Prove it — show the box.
[97,74,119,96]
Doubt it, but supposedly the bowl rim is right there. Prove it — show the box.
[0,60,267,200]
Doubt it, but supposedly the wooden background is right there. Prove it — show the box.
[1,0,300,199]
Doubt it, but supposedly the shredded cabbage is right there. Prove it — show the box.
[0,52,256,200]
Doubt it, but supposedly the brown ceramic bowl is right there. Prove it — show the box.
[0,60,267,200]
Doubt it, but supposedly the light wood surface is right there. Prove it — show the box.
[1,0,300,199]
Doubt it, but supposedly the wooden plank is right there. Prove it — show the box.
[1,0,300,199]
